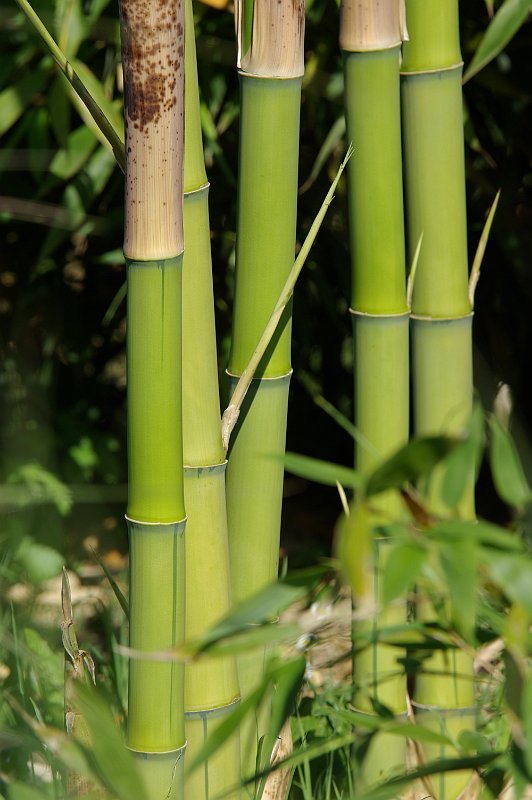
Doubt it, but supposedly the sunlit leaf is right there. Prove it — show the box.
[0,69,49,136]
[365,437,459,497]
[188,579,308,653]
[49,125,97,180]
[441,403,485,509]
[381,542,426,605]
[428,519,521,552]
[186,682,268,774]
[8,782,53,800]
[484,551,532,614]
[74,684,148,800]
[284,452,361,489]
[439,539,477,640]
[489,416,531,509]
[464,0,532,83]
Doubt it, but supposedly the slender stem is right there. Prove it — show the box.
[221,147,351,451]
[13,0,125,172]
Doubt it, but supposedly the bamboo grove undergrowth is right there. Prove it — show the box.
[2,0,531,799]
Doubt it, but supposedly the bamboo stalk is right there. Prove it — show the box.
[340,0,409,787]
[182,3,240,796]
[402,2,475,796]
[226,0,305,778]
[118,0,186,796]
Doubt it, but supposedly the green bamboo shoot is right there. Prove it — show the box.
[225,0,305,777]
[340,0,409,786]
[402,2,475,795]
[118,0,186,795]
[182,2,240,796]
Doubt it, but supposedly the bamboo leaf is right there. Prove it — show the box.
[186,683,268,774]
[189,580,308,652]
[49,125,97,180]
[48,75,70,147]
[358,753,501,800]
[381,542,426,605]
[469,190,501,306]
[264,655,307,757]
[73,684,148,800]
[284,452,362,489]
[319,707,454,745]
[365,436,460,497]
[91,548,129,620]
[439,539,477,640]
[0,70,49,136]
[186,623,300,658]
[483,551,532,613]
[463,0,532,83]
[522,679,532,776]
[441,403,485,509]
[8,783,53,800]
[489,416,531,509]
[299,115,346,194]
[55,0,85,58]
[12,0,125,171]
[428,519,521,552]
[71,58,124,140]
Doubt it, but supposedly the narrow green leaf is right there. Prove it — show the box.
[190,580,307,652]
[469,190,501,306]
[48,75,70,147]
[425,519,523,551]
[358,753,500,800]
[522,680,532,775]
[12,0,125,171]
[484,551,532,613]
[49,125,97,180]
[439,539,477,640]
[365,436,459,497]
[186,623,300,658]
[55,0,85,58]
[186,683,268,774]
[489,416,531,509]
[441,403,485,509]
[0,70,49,136]
[72,58,124,140]
[381,543,426,605]
[464,0,532,83]
[299,115,346,194]
[74,684,148,800]
[9,783,53,800]
[254,655,307,796]
[91,548,129,620]
[317,707,454,745]
[429,519,521,552]
[284,452,361,489]
[267,655,306,743]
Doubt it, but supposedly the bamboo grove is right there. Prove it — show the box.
[10,0,499,797]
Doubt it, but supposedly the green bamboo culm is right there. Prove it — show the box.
[118,0,186,796]
[182,1,240,797]
[402,2,475,796]
[340,0,409,787]
[225,0,305,778]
